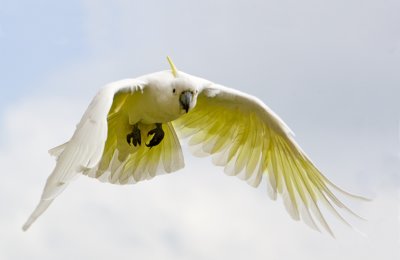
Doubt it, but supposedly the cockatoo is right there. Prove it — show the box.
[23,57,365,235]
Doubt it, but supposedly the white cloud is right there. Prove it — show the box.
[0,91,398,260]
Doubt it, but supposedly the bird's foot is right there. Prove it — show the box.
[127,123,141,146]
[146,123,164,148]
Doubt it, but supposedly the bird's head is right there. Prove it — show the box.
[167,56,199,114]
[171,78,199,114]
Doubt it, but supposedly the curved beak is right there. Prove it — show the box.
[180,91,193,113]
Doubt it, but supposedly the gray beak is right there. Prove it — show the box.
[180,91,193,113]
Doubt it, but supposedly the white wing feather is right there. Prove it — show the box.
[22,79,146,231]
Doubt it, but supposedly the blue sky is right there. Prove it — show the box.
[0,1,87,104]
[1,1,399,259]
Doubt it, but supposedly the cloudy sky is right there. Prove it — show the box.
[1,0,399,259]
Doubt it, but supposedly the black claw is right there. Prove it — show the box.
[146,123,164,148]
[126,124,141,146]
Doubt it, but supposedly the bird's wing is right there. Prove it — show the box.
[83,117,184,185]
[81,73,184,184]
[23,79,147,231]
[173,83,366,236]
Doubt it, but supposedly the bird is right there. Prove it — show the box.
[23,57,366,235]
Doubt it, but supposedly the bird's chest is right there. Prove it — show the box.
[127,92,183,125]
[140,105,182,124]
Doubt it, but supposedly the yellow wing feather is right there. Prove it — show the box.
[174,85,366,235]
[84,91,184,184]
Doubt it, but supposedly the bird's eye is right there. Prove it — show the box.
[173,88,176,93]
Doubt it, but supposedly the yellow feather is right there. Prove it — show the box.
[172,85,366,236]
[167,56,178,77]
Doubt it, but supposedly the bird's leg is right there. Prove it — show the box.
[146,123,164,148]
[126,123,141,146]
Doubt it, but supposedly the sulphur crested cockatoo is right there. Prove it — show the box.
[23,57,365,234]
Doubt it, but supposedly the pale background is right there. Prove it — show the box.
[1,0,399,259]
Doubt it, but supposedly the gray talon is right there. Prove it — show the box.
[146,123,164,148]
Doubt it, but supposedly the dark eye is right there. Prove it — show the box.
[173,88,176,93]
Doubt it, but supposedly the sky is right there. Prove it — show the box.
[1,0,399,259]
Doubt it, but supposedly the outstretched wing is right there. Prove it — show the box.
[23,79,147,231]
[173,84,366,236]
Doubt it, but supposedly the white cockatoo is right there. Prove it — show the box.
[23,57,365,235]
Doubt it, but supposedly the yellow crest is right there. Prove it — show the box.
[167,56,178,77]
